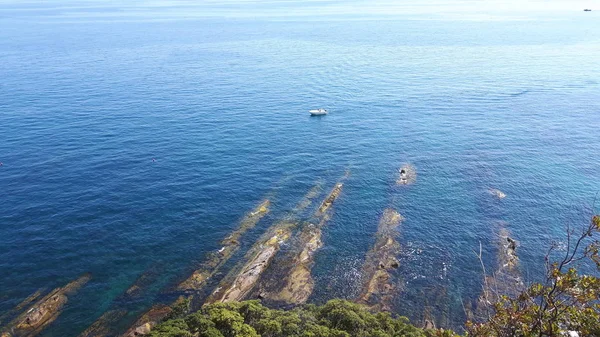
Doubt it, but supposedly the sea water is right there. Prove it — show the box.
[1,1,599,334]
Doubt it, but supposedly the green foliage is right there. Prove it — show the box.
[148,299,429,337]
[467,214,600,336]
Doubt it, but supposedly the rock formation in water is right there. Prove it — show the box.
[206,183,324,304]
[396,164,417,185]
[0,289,45,327]
[78,264,164,337]
[474,227,524,320]
[121,199,271,336]
[488,188,506,199]
[177,199,270,292]
[78,310,127,337]
[263,182,344,304]
[121,304,173,337]
[207,226,293,303]
[2,273,91,337]
[356,208,404,311]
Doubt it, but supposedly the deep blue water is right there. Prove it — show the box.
[1,1,600,335]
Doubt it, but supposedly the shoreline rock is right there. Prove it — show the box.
[488,188,506,199]
[265,181,344,304]
[356,209,404,311]
[122,199,271,336]
[205,183,323,304]
[78,310,127,337]
[396,164,417,185]
[176,199,270,292]
[474,227,524,320]
[2,273,91,337]
[121,305,173,337]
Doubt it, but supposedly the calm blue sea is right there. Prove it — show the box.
[1,1,599,334]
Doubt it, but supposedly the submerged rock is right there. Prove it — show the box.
[122,304,173,337]
[205,183,323,304]
[78,310,127,337]
[269,225,323,304]
[3,273,91,337]
[79,265,163,337]
[122,199,272,336]
[0,289,45,327]
[315,183,343,218]
[488,188,506,199]
[474,227,524,320]
[357,209,404,311]
[209,227,292,303]
[267,181,345,304]
[124,265,163,300]
[396,164,416,185]
[177,199,271,292]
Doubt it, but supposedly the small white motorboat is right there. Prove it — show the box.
[309,108,328,116]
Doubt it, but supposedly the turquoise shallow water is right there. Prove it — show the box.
[1,1,600,334]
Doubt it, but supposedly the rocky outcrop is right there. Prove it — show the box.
[396,164,416,185]
[122,199,271,336]
[0,289,45,327]
[205,183,325,304]
[475,228,524,320]
[488,188,506,199]
[357,209,404,311]
[177,199,270,292]
[78,310,127,337]
[121,305,173,337]
[79,265,164,337]
[207,227,293,303]
[265,182,344,304]
[2,273,91,337]
[315,183,343,218]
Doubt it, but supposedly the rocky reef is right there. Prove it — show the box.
[474,227,524,320]
[0,289,45,327]
[177,199,270,292]
[78,264,164,337]
[207,226,293,303]
[488,188,506,199]
[357,208,404,311]
[206,183,323,304]
[264,182,344,304]
[121,199,271,336]
[121,304,173,337]
[397,164,417,185]
[78,310,127,337]
[1,273,91,337]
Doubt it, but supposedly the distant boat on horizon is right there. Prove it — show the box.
[584,8,592,11]
[309,108,328,116]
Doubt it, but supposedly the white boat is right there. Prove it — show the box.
[309,108,328,116]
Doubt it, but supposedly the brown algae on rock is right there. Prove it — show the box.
[207,181,332,304]
[396,164,416,185]
[0,289,46,327]
[3,273,91,337]
[357,209,404,310]
[122,199,271,336]
[475,227,524,319]
[208,226,293,303]
[177,199,270,292]
[78,310,127,337]
[268,181,345,304]
[121,304,173,337]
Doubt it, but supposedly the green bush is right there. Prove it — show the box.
[147,299,428,337]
